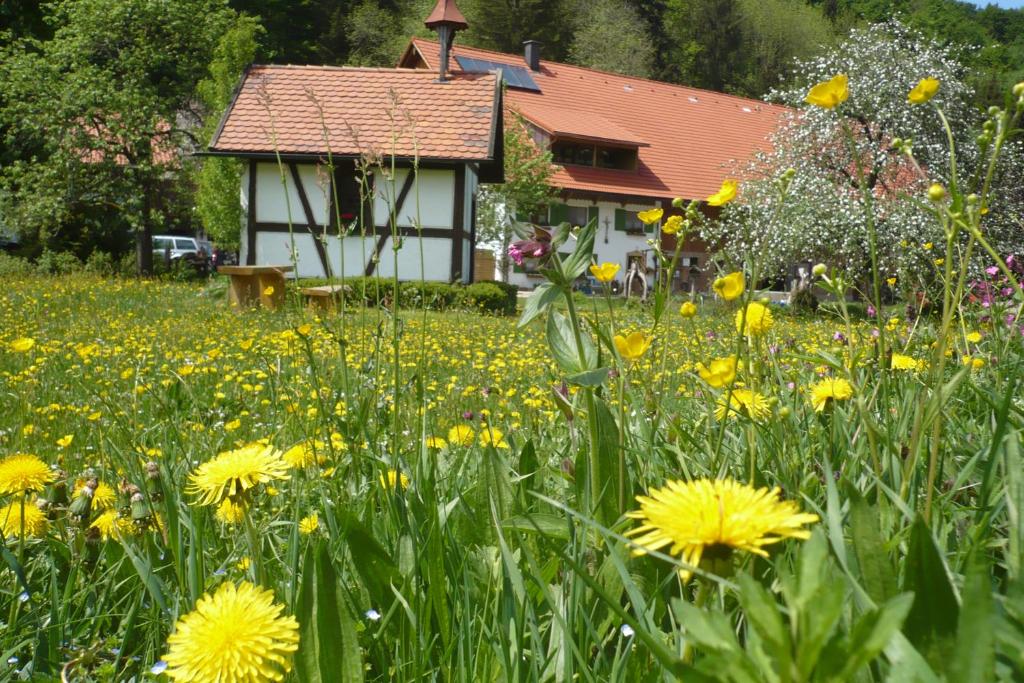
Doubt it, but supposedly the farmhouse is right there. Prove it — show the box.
[400,3,787,291]
[205,62,503,282]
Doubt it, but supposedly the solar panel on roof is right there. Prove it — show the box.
[455,56,540,92]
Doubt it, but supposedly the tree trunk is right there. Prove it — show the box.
[499,225,512,283]
[136,182,154,276]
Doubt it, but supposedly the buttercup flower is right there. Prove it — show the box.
[637,208,663,225]
[627,478,818,581]
[715,389,771,421]
[447,425,475,447]
[810,378,854,412]
[614,332,653,361]
[589,263,620,283]
[706,179,738,206]
[908,77,940,104]
[679,301,698,318]
[736,302,774,336]
[163,581,299,683]
[1,500,48,538]
[10,337,35,353]
[713,272,745,301]
[696,356,737,388]
[0,454,55,495]
[187,444,290,506]
[804,74,849,109]
[662,215,684,234]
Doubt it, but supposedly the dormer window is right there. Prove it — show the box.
[551,139,637,171]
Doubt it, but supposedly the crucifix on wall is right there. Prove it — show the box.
[602,215,611,244]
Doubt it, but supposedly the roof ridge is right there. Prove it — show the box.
[251,63,491,76]
[410,38,789,111]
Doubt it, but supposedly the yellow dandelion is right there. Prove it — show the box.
[447,425,476,447]
[479,426,510,449]
[627,478,818,581]
[380,469,410,490]
[282,439,325,469]
[0,500,48,538]
[10,337,35,352]
[966,331,982,343]
[74,480,116,510]
[224,419,241,432]
[0,454,55,495]
[426,436,447,449]
[614,331,653,361]
[712,271,745,301]
[186,444,290,506]
[163,581,299,683]
[695,356,737,389]
[715,389,771,421]
[810,378,854,412]
[90,509,132,541]
[298,513,320,535]
[736,302,774,336]
[215,498,247,525]
[891,354,922,371]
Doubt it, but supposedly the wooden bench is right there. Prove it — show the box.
[300,284,350,311]
[218,265,294,309]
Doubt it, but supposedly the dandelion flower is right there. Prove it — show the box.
[163,581,299,683]
[90,509,131,540]
[215,498,247,525]
[696,356,737,389]
[0,500,48,538]
[736,302,773,336]
[637,208,663,225]
[966,331,982,343]
[805,74,849,109]
[447,425,475,447]
[706,179,738,207]
[715,389,771,421]
[614,332,653,361]
[479,426,510,449]
[810,378,854,412]
[380,469,410,490]
[426,436,447,449]
[589,263,620,283]
[712,272,745,301]
[628,478,818,581]
[908,77,940,104]
[299,513,320,535]
[0,454,55,495]
[10,337,35,352]
[891,354,921,371]
[187,444,290,506]
[282,439,324,469]
[74,480,116,509]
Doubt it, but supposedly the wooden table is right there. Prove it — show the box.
[218,265,294,309]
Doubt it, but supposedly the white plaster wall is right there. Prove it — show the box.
[254,162,330,225]
[255,231,319,278]
[239,164,250,266]
[506,199,661,290]
[373,168,455,229]
[373,237,452,281]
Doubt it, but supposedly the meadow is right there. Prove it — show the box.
[2,76,1024,682]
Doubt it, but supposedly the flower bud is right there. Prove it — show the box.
[928,184,946,202]
[778,406,791,418]
[812,263,827,277]
[671,196,684,208]
[1014,82,1024,97]
[966,193,979,205]
[987,106,1000,117]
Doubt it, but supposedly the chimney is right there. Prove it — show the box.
[523,41,542,72]
[424,0,469,83]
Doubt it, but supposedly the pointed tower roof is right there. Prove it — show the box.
[424,0,468,30]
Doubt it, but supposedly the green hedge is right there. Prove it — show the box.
[295,277,518,316]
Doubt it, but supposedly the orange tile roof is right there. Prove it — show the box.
[209,65,501,161]
[513,103,648,147]
[405,38,789,200]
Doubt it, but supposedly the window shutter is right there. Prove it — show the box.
[645,217,656,234]
[614,208,626,231]
[587,206,600,228]
[549,203,569,226]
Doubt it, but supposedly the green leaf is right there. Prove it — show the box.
[848,489,897,605]
[836,593,914,680]
[673,597,741,653]
[546,310,596,374]
[901,516,959,669]
[336,511,399,609]
[949,552,994,683]
[566,366,610,387]
[502,513,571,541]
[591,396,622,525]
[737,573,791,665]
[562,219,597,281]
[296,541,364,683]
[518,282,560,327]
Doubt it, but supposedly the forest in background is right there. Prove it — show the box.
[4,0,1019,105]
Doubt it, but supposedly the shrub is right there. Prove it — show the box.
[0,252,34,277]
[84,251,117,276]
[400,281,461,310]
[36,249,81,275]
[461,282,516,315]
[789,286,819,313]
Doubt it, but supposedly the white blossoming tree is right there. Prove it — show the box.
[703,20,1024,292]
